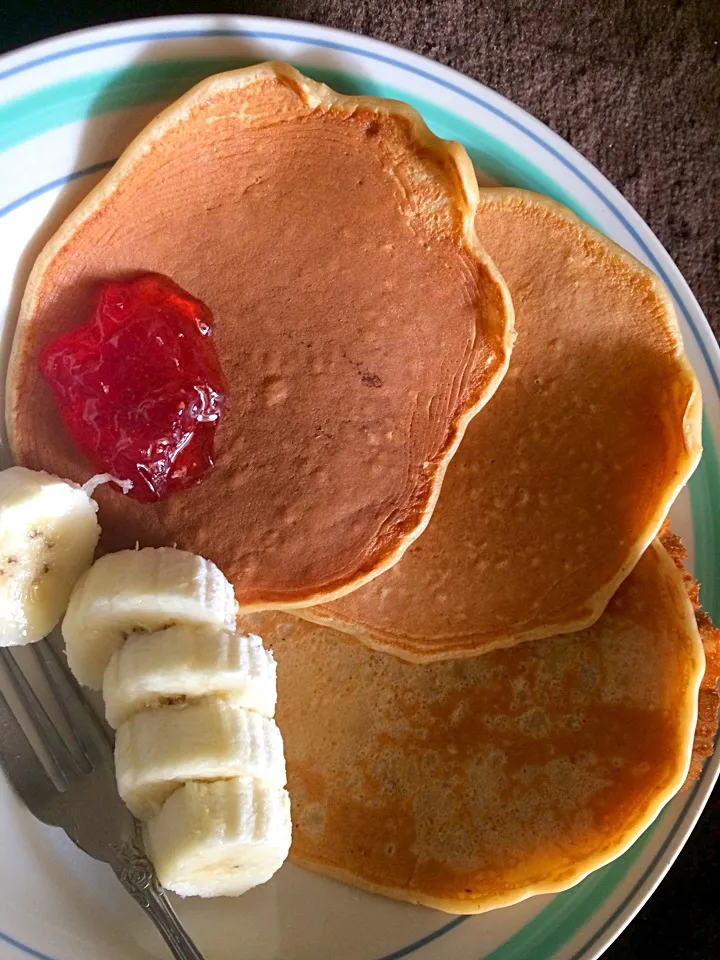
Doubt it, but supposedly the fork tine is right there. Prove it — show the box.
[32,644,93,770]
[0,686,58,815]
[33,640,113,766]
[0,648,83,786]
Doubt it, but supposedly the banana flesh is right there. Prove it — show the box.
[145,777,292,898]
[0,466,99,646]
[62,546,238,688]
[103,625,276,728]
[115,696,286,819]
[63,544,290,897]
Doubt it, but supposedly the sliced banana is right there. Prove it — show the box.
[57,538,291,895]
[0,467,99,647]
[62,547,238,688]
[115,696,286,819]
[103,625,276,728]
[145,777,292,898]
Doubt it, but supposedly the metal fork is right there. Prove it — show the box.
[0,639,205,960]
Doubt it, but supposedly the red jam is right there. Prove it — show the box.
[40,274,227,503]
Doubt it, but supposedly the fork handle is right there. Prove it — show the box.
[114,852,205,960]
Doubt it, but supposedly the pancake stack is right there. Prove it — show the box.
[6,63,717,914]
[260,176,711,911]
[303,190,701,657]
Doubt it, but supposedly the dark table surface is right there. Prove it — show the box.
[2,2,718,958]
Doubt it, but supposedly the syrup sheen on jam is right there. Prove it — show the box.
[40,274,227,503]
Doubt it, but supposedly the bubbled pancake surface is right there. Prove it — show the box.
[245,536,704,913]
[307,189,701,658]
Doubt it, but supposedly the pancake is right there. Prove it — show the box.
[5,62,513,610]
[305,188,701,659]
[243,535,706,913]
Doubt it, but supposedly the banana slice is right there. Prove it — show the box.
[115,696,286,819]
[145,777,292,898]
[62,547,238,688]
[0,467,99,647]
[103,626,276,728]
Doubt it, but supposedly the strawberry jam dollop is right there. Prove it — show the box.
[40,274,227,503]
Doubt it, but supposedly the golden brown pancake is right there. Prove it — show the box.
[243,536,705,914]
[306,189,701,659]
[5,62,513,610]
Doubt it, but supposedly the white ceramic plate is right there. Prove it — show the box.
[0,15,718,960]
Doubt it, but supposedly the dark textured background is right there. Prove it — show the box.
[2,2,719,957]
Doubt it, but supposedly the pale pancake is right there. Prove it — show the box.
[306,189,701,659]
[5,62,513,610]
[244,537,705,913]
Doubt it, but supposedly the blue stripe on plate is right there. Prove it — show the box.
[0,25,717,402]
[0,161,115,218]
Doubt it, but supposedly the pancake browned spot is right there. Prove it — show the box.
[307,189,701,659]
[244,535,706,914]
[5,62,513,610]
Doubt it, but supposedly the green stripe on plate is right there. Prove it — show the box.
[485,828,654,960]
[690,419,720,620]
[1,54,717,960]
[0,58,597,226]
